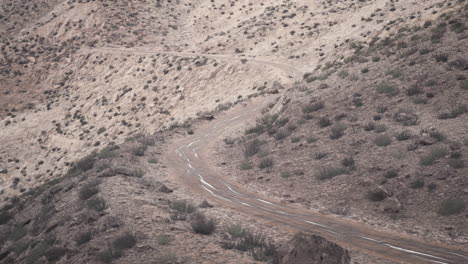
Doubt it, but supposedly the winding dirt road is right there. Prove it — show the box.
[164,98,468,264]
[85,47,468,263]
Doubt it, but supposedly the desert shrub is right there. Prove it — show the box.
[341,157,355,168]
[374,124,387,133]
[240,160,253,170]
[429,130,446,142]
[226,224,247,239]
[75,231,94,245]
[97,245,122,263]
[337,70,349,78]
[460,80,468,90]
[280,171,291,178]
[433,52,448,62]
[155,253,177,264]
[316,167,348,180]
[419,147,448,166]
[395,130,412,141]
[274,129,290,140]
[25,241,51,264]
[0,211,12,225]
[291,137,301,143]
[306,135,318,143]
[410,179,425,189]
[406,86,423,96]
[449,58,468,70]
[374,135,392,146]
[376,82,399,96]
[364,122,375,131]
[157,234,171,245]
[148,158,158,164]
[275,117,289,127]
[314,152,327,160]
[384,169,398,179]
[254,114,279,133]
[302,101,325,113]
[86,197,107,212]
[131,169,145,178]
[113,232,137,250]
[367,190,386,202]
[437,105,467,119]
[45,247,68,262]
[242,139,263,157]
[97,127,107,134]
[439,198,465,216]
[431,23,447,43]
[132,144,147,156]
[79,180,101,200]
[330,123,347,139]
[287,124,297,131]
[258,157,274,170]
[318,117,332,128]
[393,108,418,126]
[9,226,27,241]
[170,200,196,215]
[450,20,466,33]
[191,213,216,235]
[448,159,465,169]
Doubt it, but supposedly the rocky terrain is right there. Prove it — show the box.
[0,0,467,263]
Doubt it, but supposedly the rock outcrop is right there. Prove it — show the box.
[275,232,351,264]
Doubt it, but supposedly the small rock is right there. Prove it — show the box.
[407,142,418,151]
[0,167,7,174]
[379,197,402,213]
[419,136,436,145]
[199,200,213,208]
[275,232,351,264]
[159,184,173,194]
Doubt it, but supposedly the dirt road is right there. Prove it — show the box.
[164,97,468,264]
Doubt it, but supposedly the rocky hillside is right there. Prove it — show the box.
[0,0,466,263]
[218,2,468,244]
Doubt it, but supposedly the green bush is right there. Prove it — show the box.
[374,124,387,133]
[364,122,375,131]
[420,147,448,166]
[79,180,101,200]
[170,200,197,215]
[157,234,171,245]
[275,117,289,127]
[437,105,467,119]
[302,101,324,113]
[258,157,274,170]
[410,179,425,189]
[316,167,348,180]
[448,159,464,169]
[439,198,465,216]
[274,129,290,140]
[318,117,332,128]
[191,213,216,235]
[374,135,392,146]
[0,211,12,225]
[376,82,399,96]
[291,137,301,143]
[384,169,398,179]
[306,135,318,143]
[86,197,107,212]
[113,232,137,250]
[132,144,148,156]
[9,226,27,241]
[97,246,123,263]
[461,80,468,91]
[240,160,253,170]
[226,224,247,239]
[243,139,263,157]
[330,123,347,139]
[75,231,94,245]
[341,157,355,168]
[25,242,51,264]
[395,130,412,141]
